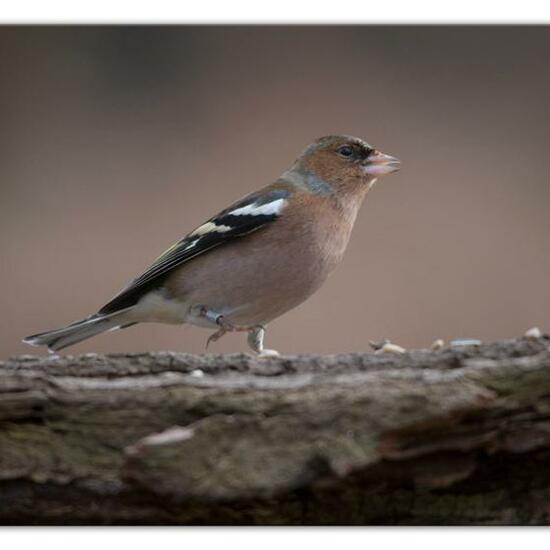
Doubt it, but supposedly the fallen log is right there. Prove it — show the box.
[1,337,550,524]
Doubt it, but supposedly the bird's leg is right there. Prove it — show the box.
[200,307,278,356]
[204,312,235,349]
[247,326,280,358]
[201,308,252,348]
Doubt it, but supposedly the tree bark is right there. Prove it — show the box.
[1,337,550,525]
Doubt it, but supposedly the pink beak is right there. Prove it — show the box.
[363,150,401,176]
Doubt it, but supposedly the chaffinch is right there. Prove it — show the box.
[24,135,400,356]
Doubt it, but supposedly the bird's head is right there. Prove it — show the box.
[293,135,401,195]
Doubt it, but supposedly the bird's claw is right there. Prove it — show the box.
[205,315,250,349]
[206,327,226,349]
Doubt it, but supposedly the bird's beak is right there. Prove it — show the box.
[363,150,401,176]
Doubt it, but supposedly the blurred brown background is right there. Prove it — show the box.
[1,26,549,358]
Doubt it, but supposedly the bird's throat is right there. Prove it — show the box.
[279,168,334,196]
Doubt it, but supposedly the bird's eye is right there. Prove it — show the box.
[337,146,354,158]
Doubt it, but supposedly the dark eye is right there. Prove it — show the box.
[337,145,354,158]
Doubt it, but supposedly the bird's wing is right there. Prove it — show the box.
[98,187,291,314]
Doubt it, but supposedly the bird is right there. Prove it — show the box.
[23,135,400,357]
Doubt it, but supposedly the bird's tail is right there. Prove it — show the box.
[23,310,134,352]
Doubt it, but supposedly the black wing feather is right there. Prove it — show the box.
[99,188,289,314]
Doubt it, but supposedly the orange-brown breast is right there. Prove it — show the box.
[163,187,367,327]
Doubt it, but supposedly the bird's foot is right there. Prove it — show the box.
[257,348,280,358]
[247,325,279,357]
[206,327,227,349]
[200,307,278,356]
[204,311,263,350]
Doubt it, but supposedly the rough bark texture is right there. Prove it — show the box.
[1,337,550,525]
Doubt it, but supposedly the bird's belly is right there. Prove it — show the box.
[182,267,326,328]
[130,288,190,324]
[166,233,341,328]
